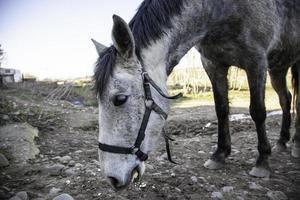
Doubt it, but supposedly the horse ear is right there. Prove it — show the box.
[111,14,135,58]
[91,39,107,56]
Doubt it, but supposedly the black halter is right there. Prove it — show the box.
[98,70,182,162]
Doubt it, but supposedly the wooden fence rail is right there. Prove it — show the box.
[167,66,274,96]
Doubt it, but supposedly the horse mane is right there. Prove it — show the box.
[129,0,185,52]
[94,0,185,96]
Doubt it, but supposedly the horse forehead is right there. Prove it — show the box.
[115,55,140,68]
[112,65,141,82]
[112,70,134,84]
[106,70,138,91]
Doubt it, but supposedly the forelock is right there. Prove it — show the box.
[93,46,117,96]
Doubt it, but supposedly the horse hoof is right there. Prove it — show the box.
[291,144,300,158]
[249,167,270,178]
[272,143,287,152]
[203,159,224,170]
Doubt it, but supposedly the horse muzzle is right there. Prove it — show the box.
[107,164,143,191]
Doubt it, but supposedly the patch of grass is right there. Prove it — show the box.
[170,87,282,110]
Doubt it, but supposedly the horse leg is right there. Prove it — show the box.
[269,69,291,151]
[201,57,231,169]
[246,64,271,178]
[292,62,300,158]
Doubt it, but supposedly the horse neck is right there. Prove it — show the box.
[139,36,171,94]
[138,0,208,92]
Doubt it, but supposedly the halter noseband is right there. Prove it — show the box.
[98,70,182,162]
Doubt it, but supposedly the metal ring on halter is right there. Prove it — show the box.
[131,147,139,154]
[141,71,148,81]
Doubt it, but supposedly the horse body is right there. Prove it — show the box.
[165,0,300,71]
[93,0,300,190]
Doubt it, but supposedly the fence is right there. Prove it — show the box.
[167,66,275,97]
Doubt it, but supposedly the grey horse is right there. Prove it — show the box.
[92,0,300,190]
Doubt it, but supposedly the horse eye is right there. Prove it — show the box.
[113,94,128,106]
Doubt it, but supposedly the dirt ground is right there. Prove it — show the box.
[0,83,299,200]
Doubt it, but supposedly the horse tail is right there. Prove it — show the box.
[292,63,299,113]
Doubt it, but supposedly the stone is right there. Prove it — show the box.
[190,176,198,183]
[0,123,39,164]
[44,164,65,176]
[231,149,240,155]
[198,177,207,182]
[74,150,83,154]
[15,191,28,200]
[222,186,234,193]
[53,193,74,200]
[65,168,77,176]
[246,158,255,164]
[287,170,300,175]
[48,187,62,197]
[272,143,287,152]
[211,191,223,199]
[52,156,62,160]
[74,163,83,168]
[59,156,71,164]
[2,115,9,120]
[92,159,100,165]
[175,187,181,192]
[266,191,288,200]
[146,163,154,170]
[68,160,75,167]
[0,153,9,167]
[65,112,98,129]
[139,182,147,188]
[248,182,263,190]
[156,153,168,161]
[9,196,22,200]
[190,193,202,200]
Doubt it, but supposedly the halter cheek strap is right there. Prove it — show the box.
[98,71,182,162]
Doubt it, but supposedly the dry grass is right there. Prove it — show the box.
[168,67,293,110]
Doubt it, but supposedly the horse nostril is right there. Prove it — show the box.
[108,176,120,188]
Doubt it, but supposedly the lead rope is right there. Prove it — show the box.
[162,127,178,164]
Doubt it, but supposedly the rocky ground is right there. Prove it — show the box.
[0,83,299,200]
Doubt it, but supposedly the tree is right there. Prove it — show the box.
[0,44,4,85]
[0,44,4,67]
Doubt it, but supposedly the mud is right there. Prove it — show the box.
[0,85,299,200]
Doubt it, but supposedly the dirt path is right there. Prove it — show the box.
[1,91,299,200]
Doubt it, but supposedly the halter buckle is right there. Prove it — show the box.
[145,99,153,108]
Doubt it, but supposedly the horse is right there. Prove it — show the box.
[92,0,300,190]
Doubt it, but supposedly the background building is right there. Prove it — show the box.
[0,68,22,84]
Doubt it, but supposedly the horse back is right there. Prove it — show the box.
[196,0,300,68]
